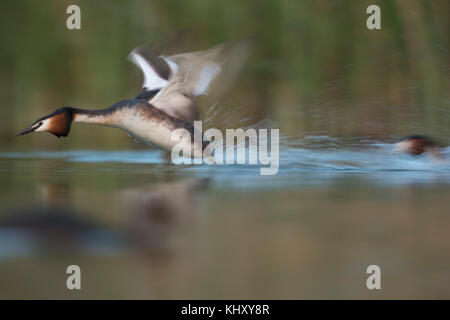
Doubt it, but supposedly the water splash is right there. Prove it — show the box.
[0,136,450,174]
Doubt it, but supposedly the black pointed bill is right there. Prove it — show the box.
[16,122,42,136]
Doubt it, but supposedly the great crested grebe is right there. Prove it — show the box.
[393,135,443,157]
[17,40,246,155]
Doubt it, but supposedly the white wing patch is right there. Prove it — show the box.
[194,63,222,96]
[128,52,169,90]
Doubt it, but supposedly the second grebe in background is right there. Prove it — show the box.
[393,135,445,159]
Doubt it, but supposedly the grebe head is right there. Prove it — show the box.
[393,135,437,155]
[17,107,74,138]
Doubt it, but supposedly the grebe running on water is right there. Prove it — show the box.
[17,40,248,155]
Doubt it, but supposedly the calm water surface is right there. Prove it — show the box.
[0,139,450,299]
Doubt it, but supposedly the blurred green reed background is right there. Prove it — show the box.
[0,0,448,150]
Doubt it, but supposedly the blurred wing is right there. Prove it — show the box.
[166,43,226,95]
[149,43,231,121]
[128,47,172,92]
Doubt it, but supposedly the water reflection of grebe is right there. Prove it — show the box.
[124,178,209,252]
[0,179,209,257]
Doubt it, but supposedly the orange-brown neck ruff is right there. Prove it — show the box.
[26,106,74,137]
[48,111,72,137]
